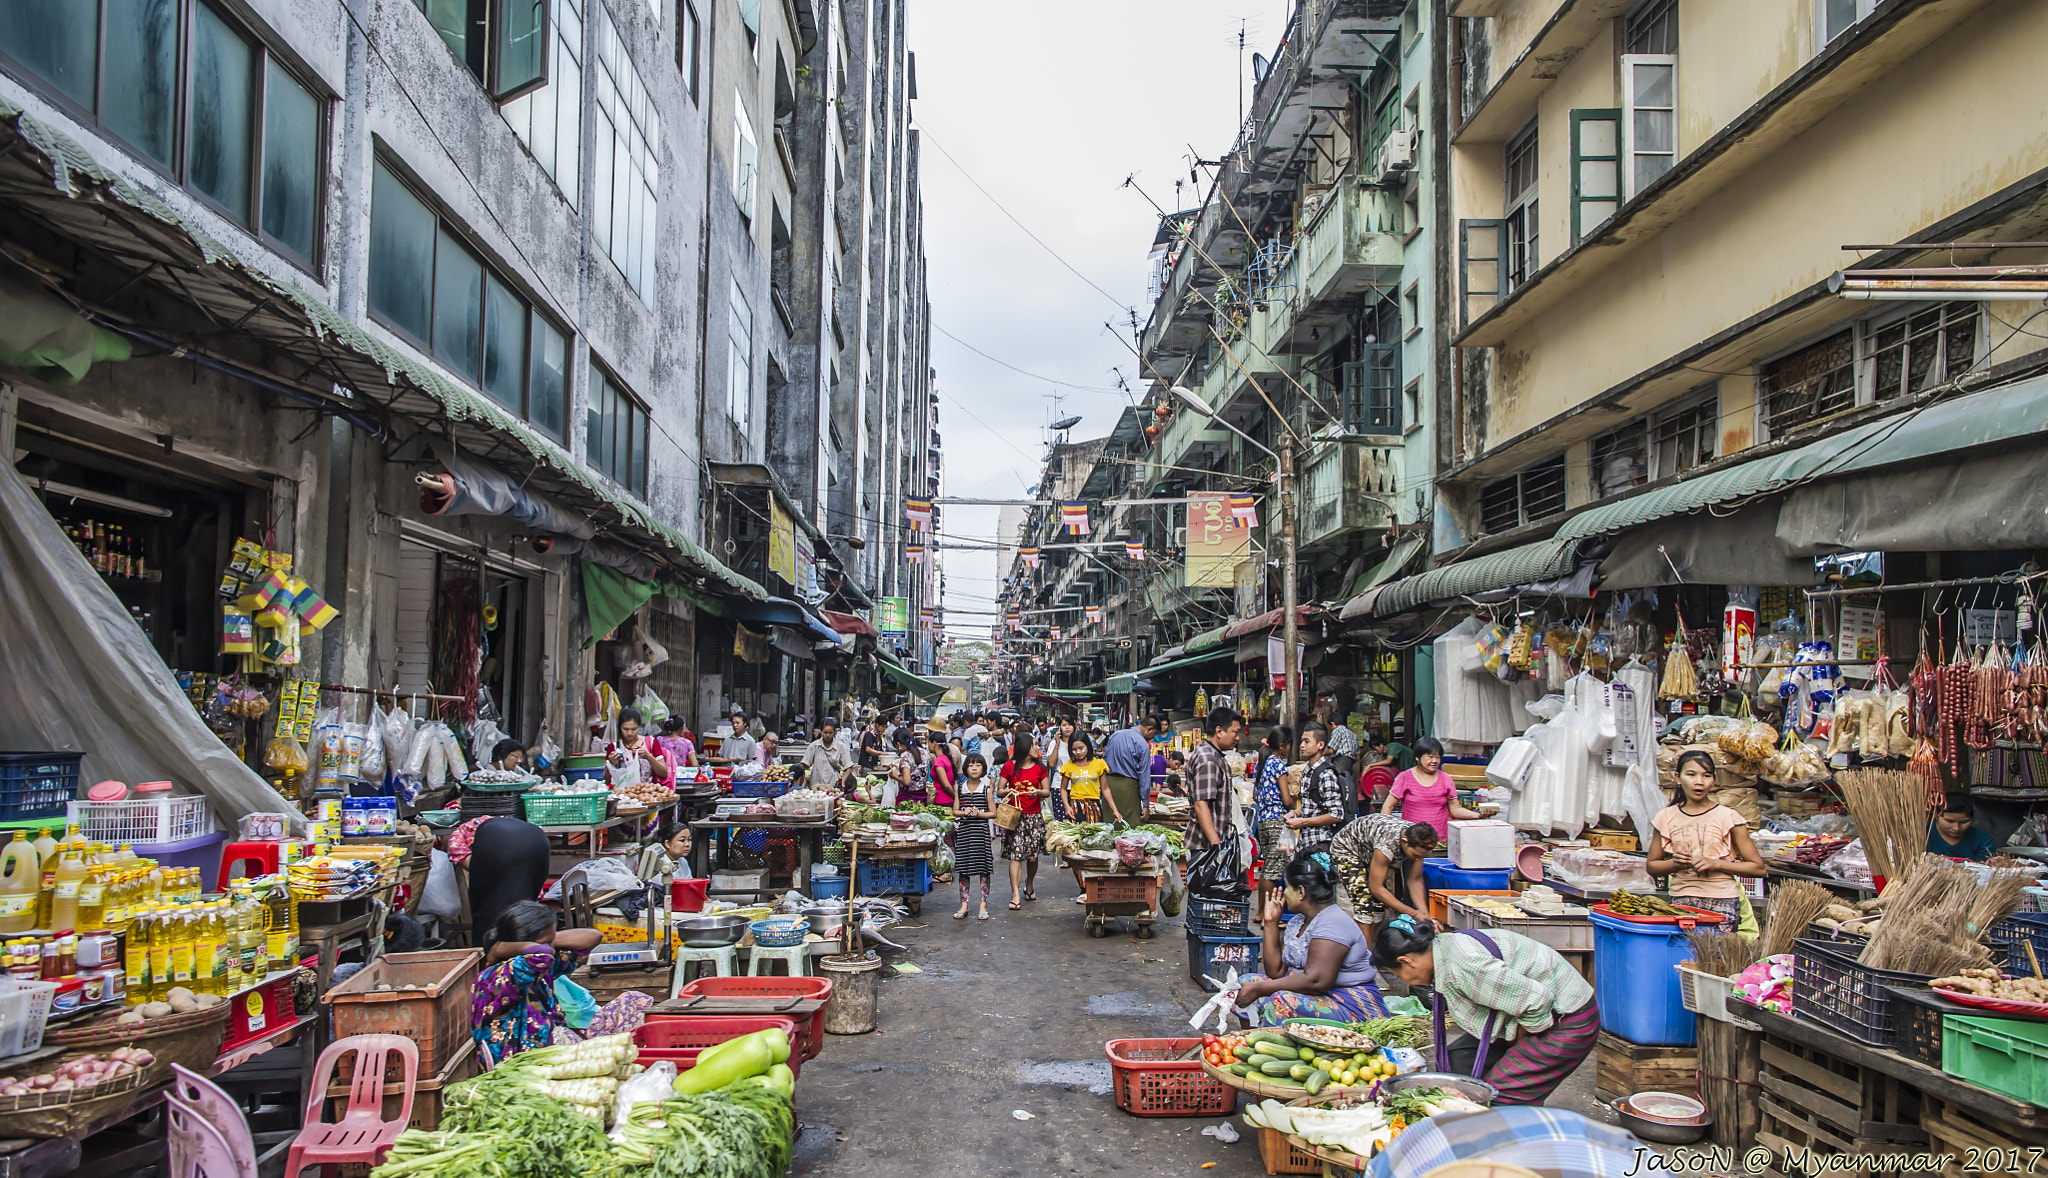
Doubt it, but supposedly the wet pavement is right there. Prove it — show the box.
[789,876,1611,1176]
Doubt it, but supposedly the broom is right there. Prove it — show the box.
[1760,880,1834,960]
[1687,928,1760,979]
[1837,768,1929,886]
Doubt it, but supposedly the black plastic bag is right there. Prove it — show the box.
[1186,832,1254,901]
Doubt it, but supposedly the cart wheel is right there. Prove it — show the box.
[907,896,921,915]
[1090,923,1108,938]
[1136,924,1155,939]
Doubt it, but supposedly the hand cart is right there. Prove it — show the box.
[1077,868,1160,938]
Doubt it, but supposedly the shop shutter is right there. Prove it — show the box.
[395,542,437,692]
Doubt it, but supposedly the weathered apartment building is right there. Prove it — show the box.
[0,0,934,752]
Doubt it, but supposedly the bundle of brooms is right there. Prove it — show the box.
[1835,768,1928,885]
[1759,880,1835,960]
[1856,851,2032,975]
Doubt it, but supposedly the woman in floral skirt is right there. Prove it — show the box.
[471,902,653,1064]
[1000,730,1052,908]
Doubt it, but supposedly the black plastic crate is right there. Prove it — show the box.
[1988,914,2048,976]
[458,788,523,817]
[1185,895,1254,938]
[0,751,82,822]
[1792,937,1935,1046]
[1886,986,1966,1068]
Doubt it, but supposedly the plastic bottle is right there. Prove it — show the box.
[31,827,57,873]
[48,849,86,935]
[125,908,151,1001]
[76,865,107,931]
[167,903,194,988]
[103,869,131,934]
[116,843,136,863]
[0,833,38,935]
[221,899,244,991]
[236,889,268,978]
[197,902,226,996]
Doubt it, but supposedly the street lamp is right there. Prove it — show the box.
[1166,386,1302,725]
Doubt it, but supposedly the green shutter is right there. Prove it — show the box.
[1458,219,1505,326]
[1570,109,1621,243]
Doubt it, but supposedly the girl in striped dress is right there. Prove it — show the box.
[951,754,998,920]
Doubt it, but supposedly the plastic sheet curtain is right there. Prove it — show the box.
[0,461,303,831]
[1431,617,1518,746]
[1495,662,1657,841]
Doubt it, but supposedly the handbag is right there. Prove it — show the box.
[993,800,1023,831]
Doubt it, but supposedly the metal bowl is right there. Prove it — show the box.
[1381,1072,1500,1105]
[801,903,849,937]
[1611,1099,1714,1145]
[672,912,750,947]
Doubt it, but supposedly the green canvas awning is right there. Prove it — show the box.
[1185,625,1232,654]
[877,657,950,702]
[1106,673,1138,695]
[1372,537,1581,617]
[1033,687,1101,699]
[1338,535,1426,620]
[1130,647,1237,682]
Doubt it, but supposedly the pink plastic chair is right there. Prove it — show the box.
[166,1064,258,1178]
[283,1035,418,1178]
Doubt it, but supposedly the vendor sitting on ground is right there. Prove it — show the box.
[1929,793,1999,862]
[1233,851,1390,1025]
[1646,749,1766,922]
[472,901,652,1064]
[1329,813,1440,943]
[1372,914,1599,1106]
[634,817,695,881]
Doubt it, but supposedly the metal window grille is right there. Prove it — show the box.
[1478,459,1567,534]
[1590,423,1648,498]
[1650,396,1718,479]
[1869,304,1978,402]
[1625,0,1680,53]
[1760,329,1857,435]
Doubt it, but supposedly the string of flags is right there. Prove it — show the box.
[1049,624,1063,640]
[1125,541,1145,561]
[1020,547,1040,568]
[906,543,924,564]
[1005,611,1022,629]
[904,497,932,531]
[1060,501,1091,536]
[1084,605,1102,625]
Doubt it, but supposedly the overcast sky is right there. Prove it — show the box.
[910,0,1294,651]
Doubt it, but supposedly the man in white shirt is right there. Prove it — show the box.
[799,720,853,789]
[719,707,757,763]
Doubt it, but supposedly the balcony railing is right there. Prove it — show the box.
[1298,437,1402,549]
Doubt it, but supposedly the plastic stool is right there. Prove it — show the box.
[747,944,809,978]
[668,945,739,998]
[219,841,282,885]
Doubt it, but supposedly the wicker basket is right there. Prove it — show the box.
[0,1065,149,1137]
[44,1001,232,1087]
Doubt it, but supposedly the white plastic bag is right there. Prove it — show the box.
[439,724,469,780]
[610,1061,678,1138]
[631,688,670,728]
[612,749,643,789]
[418,849,463,921]
[533,732,563,772]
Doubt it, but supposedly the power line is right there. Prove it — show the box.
[934,325,1127,395]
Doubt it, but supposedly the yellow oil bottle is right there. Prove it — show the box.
[197,902,227,995]
[117,843,136,863]
[145,906,173,999]
[33,827,57,928]
[238,889,269,977]
[125,907,152,1001]
[31,827,57,872]
[0,832,38,935]
[76,865,107,930]
[221,900,245,991]
[48,849,86,934]
[166,903,193,988]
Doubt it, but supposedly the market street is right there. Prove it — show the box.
[791,893,1611,1176]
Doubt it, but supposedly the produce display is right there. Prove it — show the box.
[612,781,676,808]
[464,769,541,786]
[1201,1029,1398,1095]
[1932,968,2048,1002]
[1350,1016,1431,1050]
[1606,889,1686,917]
[1284,1021,1378,1052]
[0,1050,153,1096]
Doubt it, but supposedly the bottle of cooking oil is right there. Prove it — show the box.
[145,905,172,998]
[237,888,269,977]
[31,826,57,873]
[125,906,152,1001]
[47,849,86,934]
[221,898,246,991]
[75,865,107,930]
[165,902,193,988]
[103,868,132,935]
[144,858,164,903]
[0,833,38,936]
[116,843,136,863]
[196,901,227,995]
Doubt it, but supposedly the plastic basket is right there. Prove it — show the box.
[1677,963,1762,1031]
[520,791,609,826]
[1791,937,1934,1046]
[749,918,808,947]
[1,753,82,823]
[731,779,790,799]
[1988,914,2048,975]
[1103,1038,1236,1118]
[1258,1126,1321,1174]
[633,1016,804,1078]
[856,858,931,896]
[1082,874,1155,905]
[670,975,834,1061]
[1887,986,1966,1069]
[0,977,59,1059]
[1188,930,1264,986]
[69,794,214,843]
[1184,895,1253,938]
[458,789,522,817]
[1944,1014,2048,1105]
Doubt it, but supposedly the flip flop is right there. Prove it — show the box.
[1008,901,1022,910]
[1024,891,1038,901]
[978,912,992,921]
[953,908,969,920]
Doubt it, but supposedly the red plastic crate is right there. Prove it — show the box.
[670,975,834,1061]
[1104,1038,1237,1118]
[633,1015,804,1079]
[220,972,298,1052]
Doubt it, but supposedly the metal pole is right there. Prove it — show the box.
[1279,437,1299,727]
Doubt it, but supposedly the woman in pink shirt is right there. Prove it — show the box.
[1380,737,1481,840]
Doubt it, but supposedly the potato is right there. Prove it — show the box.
[195,993,224,1009]
[139,1002,174,1019]
[164,987,196,1005]
[167,993,198,1013]
[116,1011,145,1026]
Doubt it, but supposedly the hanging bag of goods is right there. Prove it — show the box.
[1659,617,1698,701]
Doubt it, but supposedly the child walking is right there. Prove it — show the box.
[951,754,997,920]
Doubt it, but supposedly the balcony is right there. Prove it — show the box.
[1298,437,1402,550]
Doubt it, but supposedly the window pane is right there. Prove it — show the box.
[1634,109,1674,153]
[0,0,98,110]
[481,273,527,409]
[104,0,180,167]
[494,0,547,99]
[421,0,468,66]
[1579,118,1617,158]
[431,227,483,381]
[585,372,606,468]
[260,58,320,259]
[1633,62,1673,108]
[1634,153,1671,194]
[628,405,646,492]
[1578,159,1617,199]
[1825,0,1858,41]
[528,313,566,437]
[189,4,254,220]
[369,164,435,340]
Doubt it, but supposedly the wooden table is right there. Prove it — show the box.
[1767,863,1878,901]
[299,913,375,992]
[688,818,834,900]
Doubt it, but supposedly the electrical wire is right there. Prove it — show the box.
[933,325,1127,395]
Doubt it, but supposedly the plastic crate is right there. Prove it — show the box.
[1944,1014,2048,1105]
[66,793,211,842]
[633,1016,804,1078]
[325,949,483,1079]
[1,753,82,823]
[1886,985,1972,1069]
[731,779,791,799]
[458,789,522,817]
[1082,874,1156,905]
[1188,930,1264,987]
[670,975,834,1061]
[856,858,932,896]
[1677,963,1762,1031]
[1791,937,1934,1046]
[1988,914,2048,976]
[1185,895,1253,938]
[0,977,59,1059]
[1103,1038,1237,1118]
[521,791,609,825]
[1258,1126,1321,1174]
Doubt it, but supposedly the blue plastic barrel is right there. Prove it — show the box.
[1422,857,1512,892]
[1590,909,1698,1046]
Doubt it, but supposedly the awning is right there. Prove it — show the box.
[1130,647,1237,679]
[1776,440,2048,555]
[722,598,841,645]
[1339,536,1427,620]
[1371,537,1581,617]
[1223,605,1316,640]
[1185,625,1233,654]
[876,657,950,701]
[1106,672,1138,695]
[1033,687,1102,700]
[1597,502,1818,589]
[821,609,874,637]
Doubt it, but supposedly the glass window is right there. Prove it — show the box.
[678,1,700,102]
[1623,56,1677,197]
[1503,122,1539,290]
[733,95,758,221]
[493,0,547,100]
[187,3,254,220]
[502,0,580,201]
[369,164,436,343]
[260,57,320,260]
[103,0,180,168]
[1759,329,1856,436]
[586,365,649,494]
[0,0,99,109]
[727,282,753,436]
[592,8,658,300]
[1624,0,1679,54]
[1869,304,1978,402]
[419,0,478,76]
[1651,392,1717,479]
[528,314,567,438]
[481,272,528,409]
[431,226,484,382]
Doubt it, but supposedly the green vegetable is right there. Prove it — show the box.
[1352,1016,1431,1049]
[1246,1053,1280,1070]
[1298,1047,1316,1063]
[1257,1059,1296,1077]
[675,1030,779,1095]
[1305,1068,1330,1096]
[1225,1063,1252,1077]
[1288,1063,1313,1082]
[1246,1032,1294,1053]
[373,1073,619,1178]
[613,1087,794,1178]
[1231,1042,1256,1061]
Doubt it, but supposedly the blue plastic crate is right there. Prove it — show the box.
[1184,895,1254,939]
[731,779,791,799]
[857,858,931,896]
[1989,914,2048,975]
[0,752,82,822]
[1187,931,1264,987]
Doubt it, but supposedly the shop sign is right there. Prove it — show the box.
[793,533,817,600]
[876,596,910,637]
[1234,559,1266,619]
[768,498,797,585]
[1187,491,1250,589]
[1966,608,2017,646]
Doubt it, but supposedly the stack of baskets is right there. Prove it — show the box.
[458,775,537,817]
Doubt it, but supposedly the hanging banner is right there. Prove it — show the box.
[919,607,936,625]
[794,533,817,599]
[1005,611,1022,630]
[1050,625,1063,640]
[1061,501,1091,536]
[1187,491,1251,589]
[1020,547,1040,569]
[1235,559,1267,620]
[906,543,924,565]
[1229,494,1260,528]
[1266,634,1304,692]
[875,596,911,637]
[992,625,1004,643]
[768,497,797,585]
[904,498,932,531]
[1125,541,1145,561]
[1084,605,1102,625]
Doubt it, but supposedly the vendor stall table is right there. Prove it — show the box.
[1766,863,1878,902]
[299,912,376,993]
[688,817,833,901]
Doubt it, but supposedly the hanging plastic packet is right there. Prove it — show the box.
[337,724,367,782]
[312,708,345,791]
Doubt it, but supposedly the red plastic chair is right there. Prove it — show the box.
[284,1034,418,1178]
[166,1064,258,1178]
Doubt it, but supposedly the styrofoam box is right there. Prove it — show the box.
[1447,819,1517,870]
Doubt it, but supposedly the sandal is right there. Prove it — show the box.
[1024,890,1038,901]
[978,910,992,921]
[1008,900,1022,910]
[953,906,969,920]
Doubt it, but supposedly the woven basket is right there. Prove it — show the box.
[0,1065,148,1137]
[45,1001,231,1087]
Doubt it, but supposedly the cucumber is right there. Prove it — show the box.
[1269,1072,1305,1086]
[1231,1042,1257,1062]
[1245,1053,1280,1070]
[1225,1063,1252,1077]
[1248,1030,1293,1049]
[1304,1068,1331,1096]
[1258,1059,1296,1078]
[1288,1063,1313,1082]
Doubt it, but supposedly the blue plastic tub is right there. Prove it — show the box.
[1590,910,1698,1046]
[134,832,229,894]
[809,874,849,900]
[1423,858,1512,892]
[561,765,606,784]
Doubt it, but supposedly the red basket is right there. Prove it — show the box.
[670,976,835,1061]
[1103,1038,1237,1118]
[633,1016,804,1078]
[1083,875,1156,905]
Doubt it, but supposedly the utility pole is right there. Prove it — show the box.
[1278,435,1299,727]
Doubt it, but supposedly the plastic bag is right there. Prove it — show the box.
[1154,849,1185,917]
[467,718,509,767]
[440,725,469,780]
[533,732,563,772]
[357,720,386,783]
[552,974,597,1029]
[422,723,449,790]
[632,688,670,729]
[1186,834,1252,901]
[613,749,643,789]
[611,1061,678,1138]
[418,849,463,921]
[312,709,345,790]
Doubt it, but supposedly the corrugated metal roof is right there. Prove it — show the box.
[1372,538,1581,617]
[1338,535,1427,620]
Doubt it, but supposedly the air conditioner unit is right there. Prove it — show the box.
[1172,527,1188,548]
[1376,131,1417,183]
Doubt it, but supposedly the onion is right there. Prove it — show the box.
[109,1048,134,1063]
[74,1075,98,1088]
[49,1080,73,1092]
[133,1051,154,1067]
[29,1075,53,1089]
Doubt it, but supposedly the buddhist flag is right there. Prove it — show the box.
[1125,541,1145,561]
[1020,547,1040,569]
[904,497,933,531]
[1050,625,1063,640]
[1229,494,1259,527]
[992,625,1004,643]
[1085,605,1102,625]
[1005,611,1022,630]
[1061,500,1091,536]
[906,543,924,564]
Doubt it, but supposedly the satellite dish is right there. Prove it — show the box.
[1050,415,1083,432]
[1251,52,1270,82]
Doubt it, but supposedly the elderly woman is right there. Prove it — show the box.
[1232,851,1390,1025]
